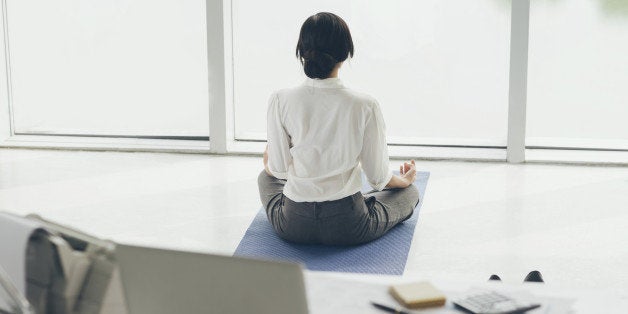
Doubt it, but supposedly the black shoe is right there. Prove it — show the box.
[523,270,544,283]
[488,274,502,281]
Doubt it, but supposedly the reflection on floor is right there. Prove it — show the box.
[1,148,627,292]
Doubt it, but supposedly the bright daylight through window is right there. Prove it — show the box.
[1,0,627,160]
[7,0,210,138]
[527,0,628,150]
[232,0,511,147]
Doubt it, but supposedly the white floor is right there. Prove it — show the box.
[1,148,627,294]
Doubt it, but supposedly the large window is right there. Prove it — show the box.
[7,0,209,138]
[527,0,628,150]
[1,0,627,163]
[232,0,511,147]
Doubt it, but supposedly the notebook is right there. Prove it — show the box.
[389,281,447,309]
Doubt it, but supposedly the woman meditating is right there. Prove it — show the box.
[258,12,420,246]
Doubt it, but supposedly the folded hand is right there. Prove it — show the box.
[399,160,417,187]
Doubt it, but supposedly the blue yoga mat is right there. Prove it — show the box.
[234,171,430,275]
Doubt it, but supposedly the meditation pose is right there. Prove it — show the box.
[258,12,420,245]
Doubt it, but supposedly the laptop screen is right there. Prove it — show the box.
[115,244,308,314]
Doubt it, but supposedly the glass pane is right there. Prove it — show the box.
[527,0,628,149]
[8,0,209,137]
[232,0,511,146]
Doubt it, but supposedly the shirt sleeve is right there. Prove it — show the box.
[266,92,292,180]
[360,100,393,191]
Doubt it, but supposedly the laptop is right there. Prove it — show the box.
[115,244,308,314]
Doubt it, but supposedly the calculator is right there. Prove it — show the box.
[453,290,541,314]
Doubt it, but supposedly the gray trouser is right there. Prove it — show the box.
[257,170,420,246]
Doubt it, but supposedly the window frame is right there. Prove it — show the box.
[0,0,627,164]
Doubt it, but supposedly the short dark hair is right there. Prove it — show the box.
[296,12,354,79]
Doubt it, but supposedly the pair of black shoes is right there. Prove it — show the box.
[489,270,544,283]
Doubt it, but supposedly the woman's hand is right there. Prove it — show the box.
[386,160,417,189]
[399,160,417,187]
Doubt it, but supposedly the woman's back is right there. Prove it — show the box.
[267,77,392,202]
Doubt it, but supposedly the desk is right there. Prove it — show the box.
[305,271,628,314]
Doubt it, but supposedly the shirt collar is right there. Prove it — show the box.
[302,77,345,89]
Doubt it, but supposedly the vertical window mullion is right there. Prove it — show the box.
[0,0,13,142]
[507,0,530,163]
[207,0,228,153]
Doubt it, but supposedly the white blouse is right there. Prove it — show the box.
[266,77,393,202]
